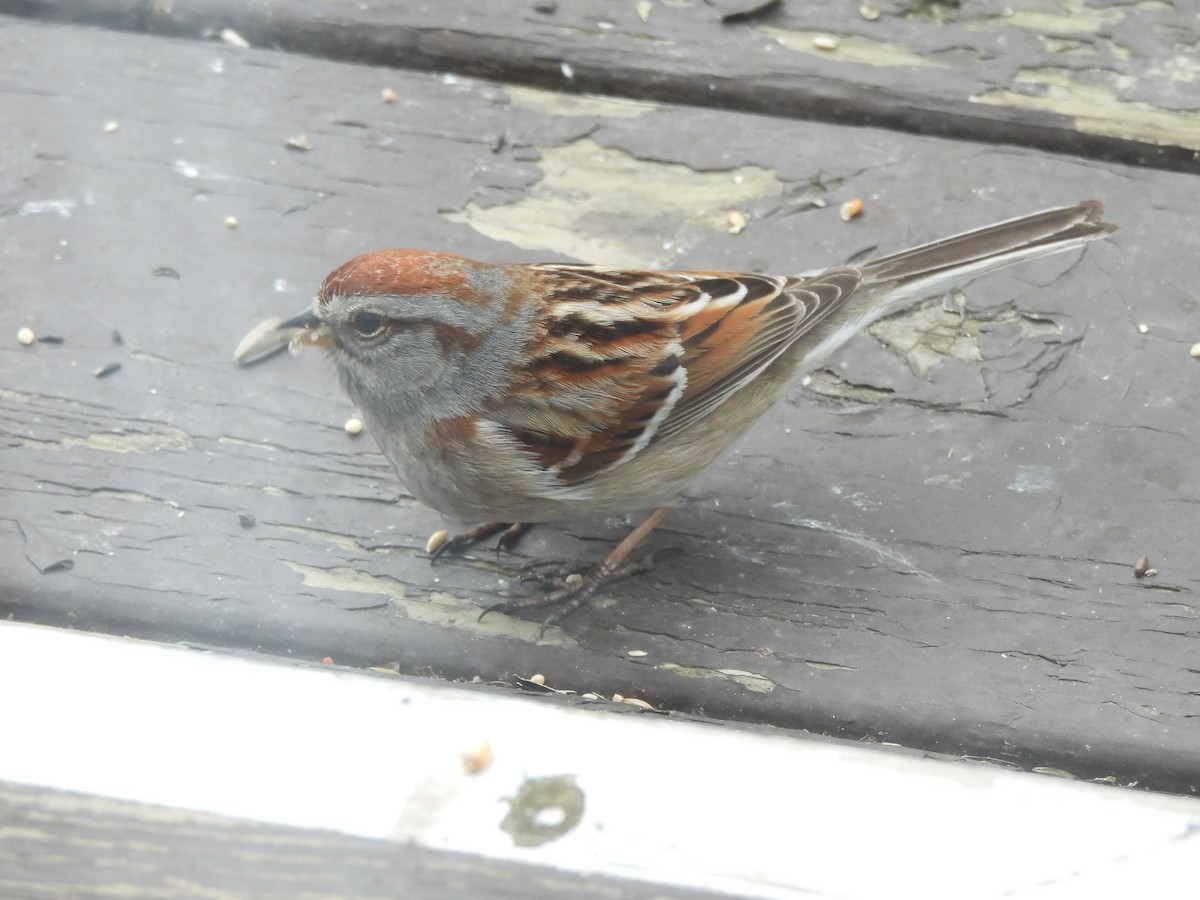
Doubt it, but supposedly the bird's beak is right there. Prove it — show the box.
[279,305,333,347]
[234,304,332,366]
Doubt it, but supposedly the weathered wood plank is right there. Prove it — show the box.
[0,780,719,899]
[2,0,1198,171]
[1,18,1198,793]
[4,625,1199,899]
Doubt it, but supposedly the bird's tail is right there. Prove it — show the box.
[860,200,1117,307]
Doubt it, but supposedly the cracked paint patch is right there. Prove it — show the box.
[1147,53,1200,85]
[974,68,1200,152]
[1035,36,1117,57]
[758,26,946,69]
[507,85,656,118]
[659,662,775,693]
[805,370,894,404]
[808,299,1071,410]
[21,426,193,454]
[849,298,1060,377]
[869,297,983,377]
[1007,464,1059,495]
[277,524,368,555]
[444,137,781,268]
[967,0,1126,35]
[285,562,574,646]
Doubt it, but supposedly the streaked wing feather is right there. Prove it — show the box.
[654,268,862,441]
[490,266,693,483]
[489,264,864,484]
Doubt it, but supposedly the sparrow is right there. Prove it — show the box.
[238,201,1115,625]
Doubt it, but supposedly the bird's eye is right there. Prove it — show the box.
[351,311,385,337]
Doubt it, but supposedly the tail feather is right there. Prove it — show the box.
[779,201,1116,377]
[862,200,1116,303]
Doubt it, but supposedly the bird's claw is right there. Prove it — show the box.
[430,521,532,565]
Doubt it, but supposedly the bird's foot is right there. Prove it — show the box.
[430,521,533,563]
[480,555,652,636]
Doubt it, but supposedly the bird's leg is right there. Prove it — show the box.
[481,507,672,629]
[430,521,533,563]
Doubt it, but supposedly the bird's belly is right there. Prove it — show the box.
[375,428,683,524]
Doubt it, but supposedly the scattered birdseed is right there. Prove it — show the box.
[564,572,583,585]
[461,741,494,774]
[1134,555,1157,578]
[727,209,748,234]
[560,61,574,80]
[425,529,449,555]
[94,362,122,378]
[322,656,334,665]
[103,120,119,133]
[1191,342,1200,358]
[1137,323,1149,334]
[234,317,285,364]
[529,673,546,686]
[220,28,250,48]
[344,416,365,436]
[224,216,238,228]
[636,0,653,22]
[381,86,398,103]
[840,198,864,221]
[859,3,880,20]
[17,327,35,346]
[285,133,313,152]
[626,649,648,658]
[238,512,256,529]
[812,34,840,51]
[622,697,654,709]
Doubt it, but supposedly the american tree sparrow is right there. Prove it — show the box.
[240,201,1115,625]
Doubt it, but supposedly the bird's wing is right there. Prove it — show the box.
[486,264,863,484]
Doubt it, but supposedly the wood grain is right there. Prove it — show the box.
[2,0,1198,170]
[0,780,714,899]
[0,15,1197,795]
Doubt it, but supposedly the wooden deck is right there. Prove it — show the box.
[4,623,1198,898]
[2,0,1199,884]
